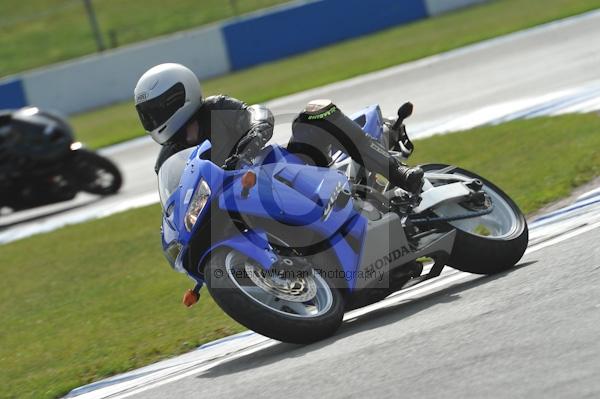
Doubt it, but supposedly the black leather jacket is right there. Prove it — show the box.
[154,95,273,174]
[0,108,73,176]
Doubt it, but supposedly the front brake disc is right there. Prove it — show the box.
[245,262,318,302]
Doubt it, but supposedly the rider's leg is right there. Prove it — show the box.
[289,100,424,193]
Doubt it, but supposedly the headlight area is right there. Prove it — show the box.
[164,242,184,271]
[184,178,211,232]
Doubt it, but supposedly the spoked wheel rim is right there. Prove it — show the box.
[426,170,523,239]
[224,251,334,319]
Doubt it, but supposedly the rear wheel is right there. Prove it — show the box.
[421,164,528,274]
[205,249,345,344]
[72,149,122,195]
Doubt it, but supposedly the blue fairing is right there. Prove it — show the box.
[333,104,385,163]
[350,104,384,141]
[219,162,354,237]
[162,143,224,246]
[198,228,276,271]
[160,103,384,290]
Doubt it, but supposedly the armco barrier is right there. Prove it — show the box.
[0,78,27,109]
[0,0,488,115]
[424,0,489,16]
[222,0,428,70]
[19,25,230,115]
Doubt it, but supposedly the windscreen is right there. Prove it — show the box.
[157,147,195,207]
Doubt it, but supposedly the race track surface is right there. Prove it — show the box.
[2,10,600,242]
[133,229,600,399]
[69,189,600,399]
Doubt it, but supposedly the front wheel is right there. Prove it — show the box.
[72,149,122,195]
[421,164,528,274]
[205,250,345,344]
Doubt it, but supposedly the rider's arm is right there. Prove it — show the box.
[237,104,274,154]
[223,104,274,169]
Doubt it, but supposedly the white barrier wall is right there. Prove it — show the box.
[22,26,230,114]
[424,0,488,16]
[2,0,490,115]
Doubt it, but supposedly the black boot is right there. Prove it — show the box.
[291,100,424,193]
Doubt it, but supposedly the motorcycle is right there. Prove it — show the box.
[0,107,122,212]
[158,102,528,344]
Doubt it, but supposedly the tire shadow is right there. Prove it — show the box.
[196,260,537,379]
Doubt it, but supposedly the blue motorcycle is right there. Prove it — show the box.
[158,102,528,343]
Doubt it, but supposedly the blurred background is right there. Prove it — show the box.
[0,0,287,76]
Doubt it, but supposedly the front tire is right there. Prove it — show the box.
[205,250,345,344]
[421,164,528,274]
[72,149,122,195]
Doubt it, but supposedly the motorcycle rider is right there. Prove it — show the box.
[287,99,424,193]
[0,107,74,165]
[134,63,274,175]
[134,63,423,193]
[0,107,86,207]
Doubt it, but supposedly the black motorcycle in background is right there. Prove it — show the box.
[0,107,122,212]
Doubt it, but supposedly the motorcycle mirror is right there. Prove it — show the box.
[392,102,414,131]
[397,102,413,120]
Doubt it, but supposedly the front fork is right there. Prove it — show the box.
[182,229,281,307]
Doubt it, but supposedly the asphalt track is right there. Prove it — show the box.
[135,233,600,399]
[2,9,600,243]
[132,224,600,399]
[68,189,600,399]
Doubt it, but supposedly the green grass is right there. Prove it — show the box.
[2,113,600,398]
[410,114,600,214]
[0,0,289,78]
[0,205,245,399]
[71,0,600,149]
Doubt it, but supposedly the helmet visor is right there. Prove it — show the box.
[136,83,186,132]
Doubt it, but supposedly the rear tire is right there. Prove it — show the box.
[421,164,528,274]
[205,250,345,344]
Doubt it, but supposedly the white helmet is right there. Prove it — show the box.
[134,63,202,144]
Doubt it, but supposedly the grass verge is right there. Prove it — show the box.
[71,0,600,149]
[0,0,288,77]
[410,114,600,213]
[2,113,600,398]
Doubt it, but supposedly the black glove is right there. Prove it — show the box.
[236,133,263,158]
[222,154,248,171]
[225,136,260,169]
[222,123,272,170]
